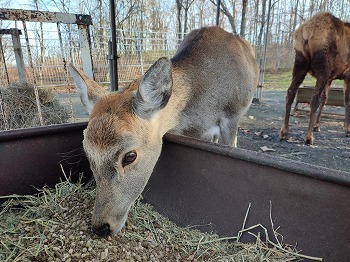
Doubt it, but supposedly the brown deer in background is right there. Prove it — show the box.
[69,26,259,236]
[280,12,350,144]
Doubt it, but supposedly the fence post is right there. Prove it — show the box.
[22,21,44,126]
[11,29,27,83]
[0,37,10,85]
[57,23,75,122]
[108,40,115,90]
[78,24,94,79]
[0,91,9,130]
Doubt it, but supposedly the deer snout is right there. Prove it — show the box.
[93,223,111,236]
[92,212,128,237]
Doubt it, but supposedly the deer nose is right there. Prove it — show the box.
[93,223,111,236]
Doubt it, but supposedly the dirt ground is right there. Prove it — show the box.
[238,90,349,173]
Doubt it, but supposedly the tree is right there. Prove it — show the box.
[240,0,248,37]
[257,0,267,47]
[210,0,238,34]
[175,0,195,42]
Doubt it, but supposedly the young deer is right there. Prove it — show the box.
[69,26,259,236]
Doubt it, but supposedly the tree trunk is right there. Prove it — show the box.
[176,0,183,43]
[218,0,237,34]
[292,0,299,34]
[184,7,188,34]
[257,0,267,47]
[240,0,248,37]
[35,0,44,85]
[98,0,105,49]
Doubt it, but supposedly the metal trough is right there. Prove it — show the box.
[1,122,350,261]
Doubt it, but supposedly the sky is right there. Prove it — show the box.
[5,0,48,12]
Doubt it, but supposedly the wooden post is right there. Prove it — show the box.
[11,29,27,83]
[78,24,94,79]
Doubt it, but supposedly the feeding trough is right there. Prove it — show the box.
[1,122,350,261]
[294,86,345,116]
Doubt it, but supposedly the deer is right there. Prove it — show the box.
[69,26,259,237]
[280,12,350,145]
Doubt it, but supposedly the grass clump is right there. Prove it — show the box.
[0,82,69,130]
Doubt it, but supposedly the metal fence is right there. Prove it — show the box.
[0,15,179,88]
[0,9,184,130]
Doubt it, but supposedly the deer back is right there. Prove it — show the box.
[168,26,259,142]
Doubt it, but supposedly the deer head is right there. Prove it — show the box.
[69,58,173,236]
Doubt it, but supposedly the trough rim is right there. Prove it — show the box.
[1,122,349,187]
[0,122,87,141]
[163,133,350,187]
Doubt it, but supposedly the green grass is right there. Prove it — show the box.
[263,70,344,90]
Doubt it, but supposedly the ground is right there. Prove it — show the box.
[238,90,349,173]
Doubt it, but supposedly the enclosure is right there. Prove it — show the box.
[1,3,350,262]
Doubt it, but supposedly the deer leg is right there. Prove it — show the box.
[313,81,331,132]
[217,116,240,147]
[344,74,350,137]
[280,51,309,140]
[305,51,332,145]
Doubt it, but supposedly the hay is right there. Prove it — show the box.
[0,170,322,262]
[0,82,69,130]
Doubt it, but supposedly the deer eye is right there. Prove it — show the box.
[122,151,137,167]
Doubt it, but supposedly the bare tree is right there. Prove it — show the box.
[210,0,237,34]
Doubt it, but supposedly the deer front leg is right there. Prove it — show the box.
[313,81,331,132]
[305,91,321,144]
[305,76,329,144]
[281,86,299,140]
[280,51,309,140]
[305,50,333,144]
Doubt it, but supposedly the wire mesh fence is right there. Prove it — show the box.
[1,27,180,86]
[0,17,183,130]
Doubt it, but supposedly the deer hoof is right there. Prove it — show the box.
[304,136,314,145]
[280,128,288,141]
[313,125,320,132]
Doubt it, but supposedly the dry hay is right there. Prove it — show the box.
[0,82,69,130]
[0,170,323,262]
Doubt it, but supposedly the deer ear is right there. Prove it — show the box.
[69,63,96,114]
[132,57,173,119]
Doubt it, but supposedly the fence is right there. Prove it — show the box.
[0,9,184,130]
[0,12,179,89]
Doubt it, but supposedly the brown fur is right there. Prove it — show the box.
[70,26,259,236]
[281,12,350,144]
